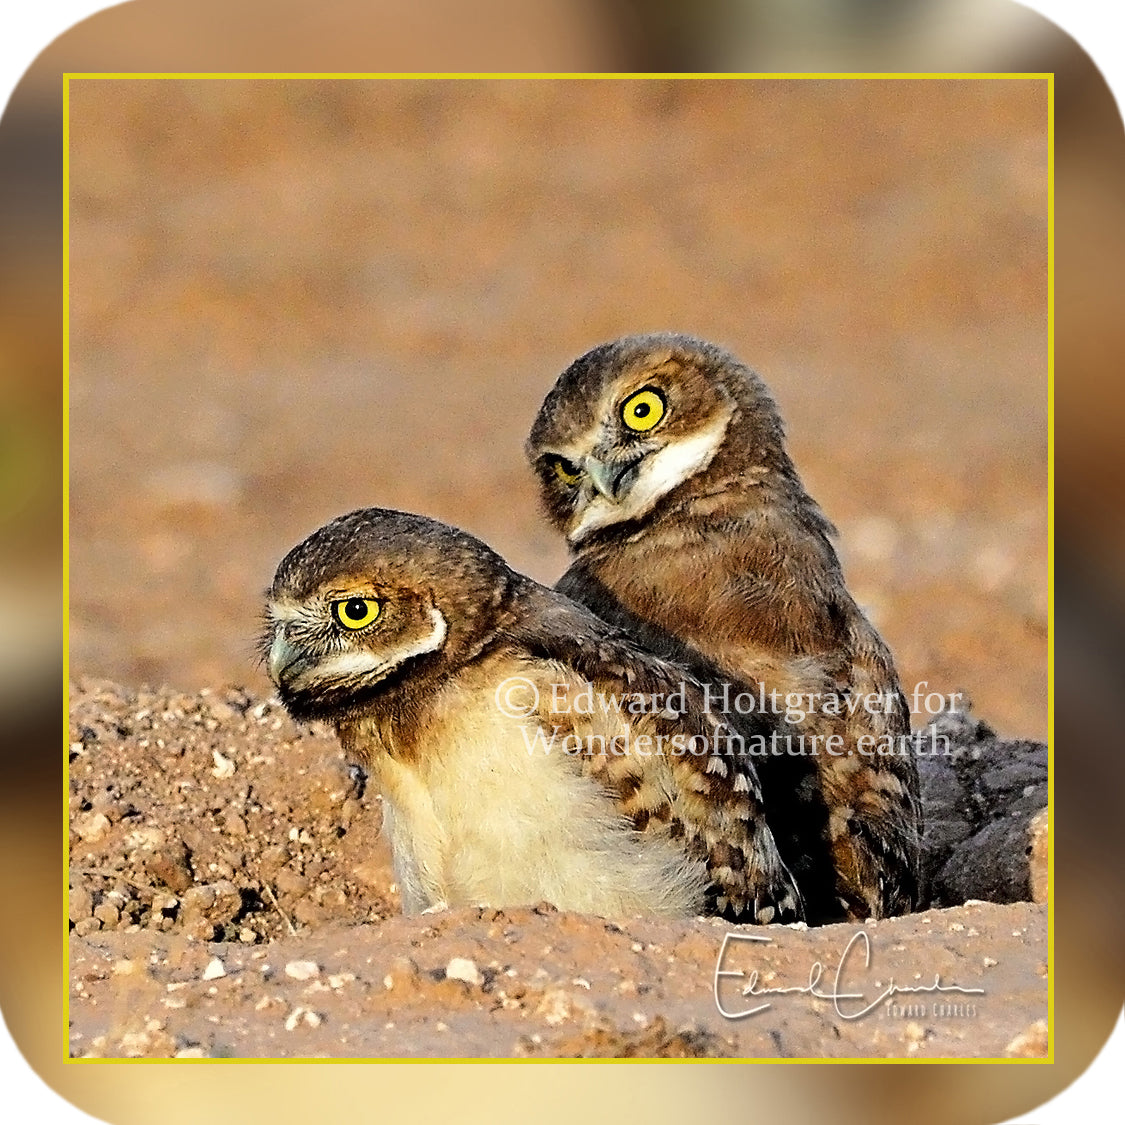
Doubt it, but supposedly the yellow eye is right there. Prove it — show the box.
[621,388,666,432]
[552,457,582,486]
[332,597,381,630]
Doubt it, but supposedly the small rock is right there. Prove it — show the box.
[201,958,226,981]
[74,812,112,843]
[93,903,120,928]
[275,868,309,897]
[283,1006,322,1031]
[445,957,483,987]
[211,750,236,779]
[181,880,241,928]
[144,843,193,895]
[206,700,240,724]
[293,899,326,926]
[124,827,165,851]
[69,887,94,922]
[284,960,320,981]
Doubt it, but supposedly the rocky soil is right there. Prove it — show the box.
[68,681,1048,1059]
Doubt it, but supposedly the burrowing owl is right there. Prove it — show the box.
[526,333,921,923]
[262,507,800,923]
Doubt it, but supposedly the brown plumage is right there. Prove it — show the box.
[526,333,922,923]
[262,506,800,924]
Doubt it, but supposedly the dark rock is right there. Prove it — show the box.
[915,709,1047,908]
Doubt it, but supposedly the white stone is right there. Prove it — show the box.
[201,958,226,981]
[445,957,482,987]
[284,959,320,981]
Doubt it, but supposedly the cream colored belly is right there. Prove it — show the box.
[370,696,705,920]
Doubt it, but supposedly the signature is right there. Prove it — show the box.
[713,929,986,1020]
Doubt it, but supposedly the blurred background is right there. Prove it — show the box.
[1,1,1122,1123]
[66,76,1047,740]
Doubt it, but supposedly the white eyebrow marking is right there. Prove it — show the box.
[268,600,316,624]
[377,607,448,670]
[284,607,449,692]
[568,410,732,544]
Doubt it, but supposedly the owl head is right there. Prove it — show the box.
[526,333,790,546]
[262,508,513,721]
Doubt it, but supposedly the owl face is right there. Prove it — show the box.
[527,334,775,545]
[262,508,506,721]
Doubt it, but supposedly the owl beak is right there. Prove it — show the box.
[585,455,637,503]
[268,629,302,685]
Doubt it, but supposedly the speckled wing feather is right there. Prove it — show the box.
[503,582,803,924]
[556,534,923,924]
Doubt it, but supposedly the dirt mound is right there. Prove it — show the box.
[68,680,1048,1059]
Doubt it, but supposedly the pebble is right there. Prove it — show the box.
[445,957,482,987]
[74,812,111,843]
[211,750,236,779]
[93,903,120,928]
[124,827,165,851]
[69,887,94,922]
[284,1006,322,1031]
[275,869,310,897]
[201,958,226,981]
[284,960,320,981]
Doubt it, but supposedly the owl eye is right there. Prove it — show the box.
[621,387,666,432]
[551,457,582,486]
[332,597,381,630]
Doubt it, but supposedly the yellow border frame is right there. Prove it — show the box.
[63,71,1054,1066]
